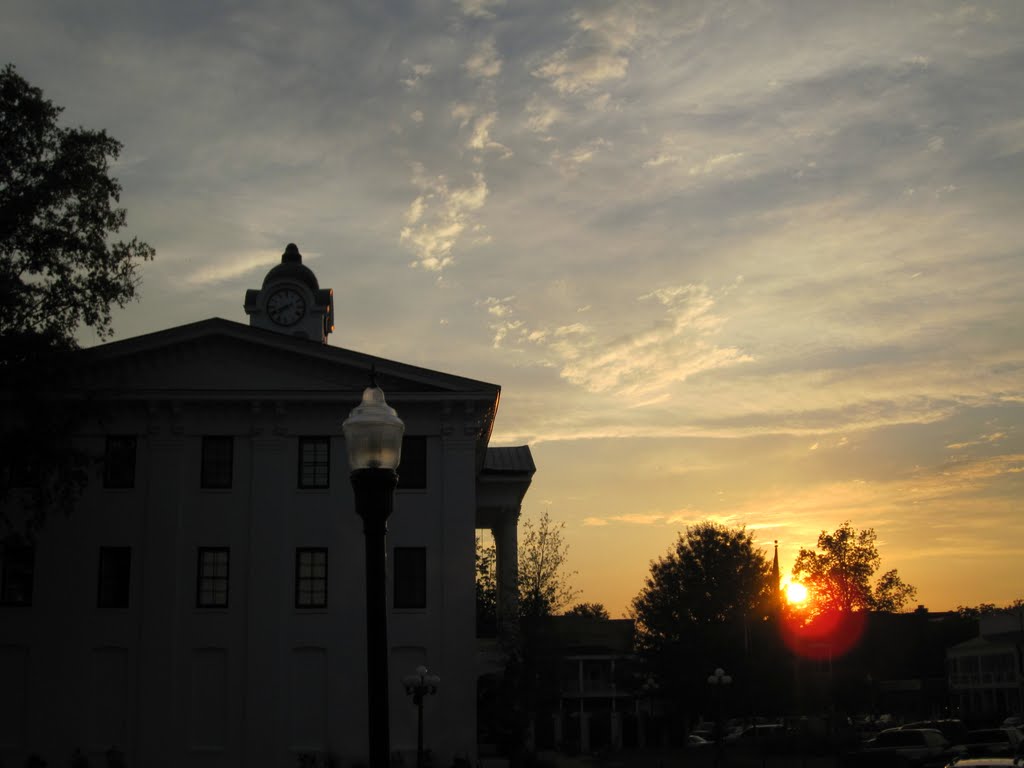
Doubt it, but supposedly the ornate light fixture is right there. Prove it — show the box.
[344,383,405,768]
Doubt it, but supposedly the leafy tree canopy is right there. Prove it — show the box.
[955,599,1023,619]
[791,521,916,615]
[475,537,498,636]
[518,510,579,619]
[631,521,771,649]
[564,602,610,620]
[1,64,153,533]
[1,63,154,366]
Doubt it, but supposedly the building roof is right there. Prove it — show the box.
[947,632,1024,655]
[261,242,320,291]
[522,617,636,656]
[68,317,500,396]
[483,445,536,474]
[20,316,503,461]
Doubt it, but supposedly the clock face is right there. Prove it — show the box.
[267,288,307,326]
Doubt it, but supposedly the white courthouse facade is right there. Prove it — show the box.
[0,245,534,768]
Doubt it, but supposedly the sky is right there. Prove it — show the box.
[5,0,1022,618]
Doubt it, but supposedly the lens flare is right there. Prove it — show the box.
[780,606,867,660]
[785,581,808,604]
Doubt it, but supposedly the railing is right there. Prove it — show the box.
[561,679,620,695]
[949,672,1020,687]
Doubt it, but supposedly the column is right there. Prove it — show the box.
[492,508,519,637]
[440,434,479,764]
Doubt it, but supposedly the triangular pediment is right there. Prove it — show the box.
[66,318,499,400]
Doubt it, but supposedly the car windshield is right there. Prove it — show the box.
[876,731,923,747]
[967,730,1010,743]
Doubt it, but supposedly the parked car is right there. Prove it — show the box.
[962,728,1023,758]
[691,725,716,742]
[726,724,789,755]
[902,719,970,747]
[856,728,959,767]
[942,759,1020,768]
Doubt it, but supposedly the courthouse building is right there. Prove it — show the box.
[0,245,534,768]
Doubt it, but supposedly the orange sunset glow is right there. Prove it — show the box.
[5,1,1021,619]
[784,582,809,606]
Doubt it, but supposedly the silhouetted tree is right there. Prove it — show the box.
[955,599,1024,619]
[629,522,774,737]
[791,521,916,615]
[517,510,579,618]
[0,64,153,533]
[564,602,610,619]
[1,64,154,361]
[475,537,497,635]
[631,521,772,650]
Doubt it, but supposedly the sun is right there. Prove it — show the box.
[785,581,809,605]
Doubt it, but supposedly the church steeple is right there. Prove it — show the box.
[243,243,335,343]
[772,540,782,611]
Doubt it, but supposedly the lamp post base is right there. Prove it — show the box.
[352,467,398,768]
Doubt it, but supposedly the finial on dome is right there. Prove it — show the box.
[282,243,301,263]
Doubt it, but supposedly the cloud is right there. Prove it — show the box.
[606,513,669,526]
[484,283,751,398]
[524,95,561,135]
[402,62,434,90]
[532,6,638,94]
[946,432,1007,450]
[467,112,512,156]
[456,0,504,19]
[465,37,502,79]
[179,250,275,287]
[581,509,754,529]
[400,164,489,271]
[551,138,611,174]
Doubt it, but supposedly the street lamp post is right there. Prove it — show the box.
[402,665,441,768]
[707,667,732,767]
[641,676,659,748]
[344,384,405,768]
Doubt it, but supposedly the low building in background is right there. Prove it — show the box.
[519,616,637,754]
[947,610,1024,723]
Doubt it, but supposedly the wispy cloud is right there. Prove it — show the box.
[485,283,750,399]
[465,37,502,80]
[401,61,433,90]
[455,0,504,19]
[467,112,512,156]
[946,432,1008,450]
[400,164,489,271]
[532,6,638,94]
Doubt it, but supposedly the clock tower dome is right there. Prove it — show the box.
[244,243,335,343]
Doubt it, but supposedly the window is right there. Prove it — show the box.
[397,436,426,490]
[200,436,233,489]
[0,544,34,606]
[295,548,327,608]
[97,546,131,608]
[298,437,330,489]
[197,548,229,608]
[103,436,137,489]
[393,547,426,609]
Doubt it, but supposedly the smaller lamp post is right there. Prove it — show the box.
[638,676,659,748]
[403,665,440,768]
[344,383,405,768]
[707,667,732,766]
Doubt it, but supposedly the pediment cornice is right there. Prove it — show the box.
[66,318,500,404]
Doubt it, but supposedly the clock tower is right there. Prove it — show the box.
[244,243,334,343]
